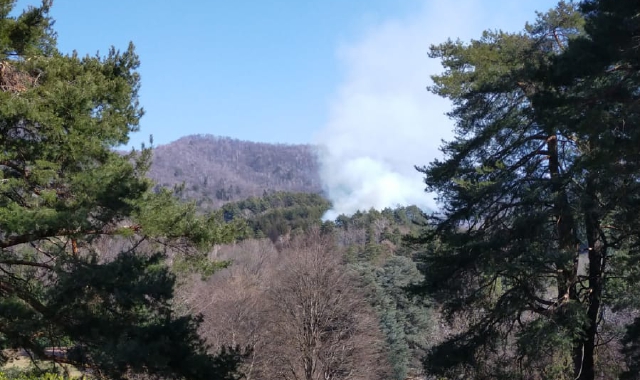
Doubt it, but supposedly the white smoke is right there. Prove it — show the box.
[316,0,553,220]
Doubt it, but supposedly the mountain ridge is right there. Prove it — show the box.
[147,134,323,209]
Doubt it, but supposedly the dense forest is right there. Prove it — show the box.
[174,200,432,380]
[1,0,640,380]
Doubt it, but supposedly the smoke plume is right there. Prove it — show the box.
[316,0,552,220]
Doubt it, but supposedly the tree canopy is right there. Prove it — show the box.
[416,0,640,379]
[0,2,241,378]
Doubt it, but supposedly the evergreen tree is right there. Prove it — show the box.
[0,2,241,378]
[553,1,640,378]
[415,2,592,378]
[361,256,431,380]
[417,0,640,378]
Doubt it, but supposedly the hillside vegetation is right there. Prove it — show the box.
[176,199,433,380]
[3,1,640,380]
[147,135,322,209]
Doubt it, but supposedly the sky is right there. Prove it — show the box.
[16,0,562,216]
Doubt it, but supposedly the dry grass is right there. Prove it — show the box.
[2,351,84,378]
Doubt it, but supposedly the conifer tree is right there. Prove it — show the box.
[412,1,639,378]
[418,0,640,377]
[0,2,241,378]
[553,1,640,378]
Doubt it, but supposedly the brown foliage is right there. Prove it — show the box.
[180,233,390,380]
[0,61,38,93]
[266,231,388,380]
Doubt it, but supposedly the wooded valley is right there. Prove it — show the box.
[1,0,640,379]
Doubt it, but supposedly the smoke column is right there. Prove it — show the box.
[315,0,553,220]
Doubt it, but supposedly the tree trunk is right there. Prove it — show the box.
[577,177,603,380]
[547,135,584,376]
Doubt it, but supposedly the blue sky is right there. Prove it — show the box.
[16,0,563,215]
[16,0,559,148]
[15,0,418,146]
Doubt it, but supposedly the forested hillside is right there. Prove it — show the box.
[176,199,434,380]
[147,135,322,209]
[2,1,640,380]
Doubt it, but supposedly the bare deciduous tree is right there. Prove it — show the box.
[266,230,389,380]
[179,233,389,380]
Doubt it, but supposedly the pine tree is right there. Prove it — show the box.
[417,0,640,378]
[0,2,241,378]
[553,1,640,378]
[415,2,591,378]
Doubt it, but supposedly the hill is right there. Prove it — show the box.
[147,135,323,209]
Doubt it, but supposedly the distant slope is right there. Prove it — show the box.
[147,135,323,209]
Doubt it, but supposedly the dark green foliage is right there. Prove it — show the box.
[415,0,640,378]
[335,207,433,379]
[560,0,640,377]
[0,2,242,379]
[220,191,331,241]
[0,372,65,380]
[173,254,232,280]
[354,256,432,380]
[45,253,243,379]
[622,317,640,380]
